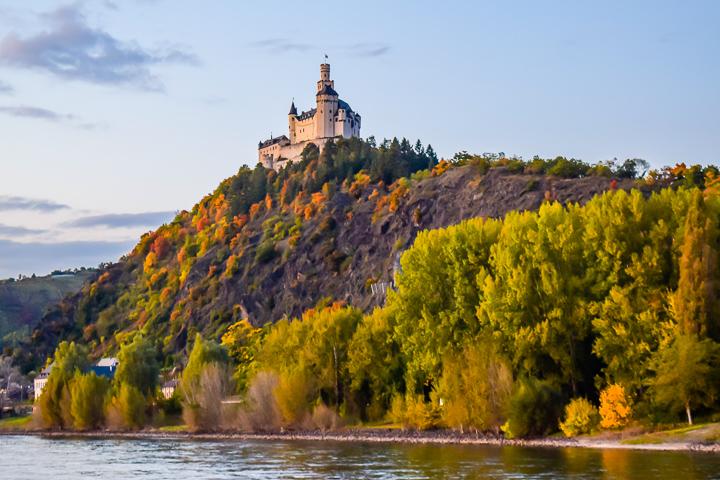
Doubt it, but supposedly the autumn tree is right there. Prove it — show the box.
[70,371,110,430]
[649,335,719,425]
[39,342,89,429]
[115,334,160,396]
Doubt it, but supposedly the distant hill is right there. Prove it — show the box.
[16,138,656,371]
[0,271,94,349]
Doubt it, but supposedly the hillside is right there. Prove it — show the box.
[0,271,94,350]
[15,139,654,372]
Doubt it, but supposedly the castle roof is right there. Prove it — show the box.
[298,108,316,121]
[338,99,353,113]
[289,101,297,115]
[316,84,338,96]
[258,135,290,150]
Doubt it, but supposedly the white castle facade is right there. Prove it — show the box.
[258,63,361,169]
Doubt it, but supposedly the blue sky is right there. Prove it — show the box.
[0,0,718,277]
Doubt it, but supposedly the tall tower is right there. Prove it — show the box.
[316,63,338,139]
[288,100,297,144]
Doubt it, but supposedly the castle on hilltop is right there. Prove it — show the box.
[258,62,361,169]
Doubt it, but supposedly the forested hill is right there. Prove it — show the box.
[0,271,94,351]
[13,137,690,372]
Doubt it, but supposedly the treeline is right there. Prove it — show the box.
[226,181,720,434]
[35,180,720,436]
[245,183,720,435]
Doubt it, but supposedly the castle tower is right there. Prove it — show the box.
[317,63,334,92]
[316,63,338,139]
[288,100,297,144]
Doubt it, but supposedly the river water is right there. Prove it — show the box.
[1,435,719,479]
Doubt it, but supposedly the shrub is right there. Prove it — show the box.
[106,384,147,430]
[599,384,633,430]
[255,241,278,264]
[182,362,233,432]
[404,394,441,430]
[525,178,539,192]
[319,215,337,234]
[506,161,525,173]
[560,398,600,437]
[275,370,313,426]
[389,394,407,426]
[312,404,344,431]
[502,378,564,438]
[238,371,282,432]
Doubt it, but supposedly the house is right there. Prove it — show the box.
[34,357,119,400]
[258,62,362,169]
[33,364,53,400]
[162,379,178,399]
[90,357,119,380]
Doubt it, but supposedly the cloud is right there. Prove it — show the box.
[0,80,13,94]
[250,39,391,58]
[0,238,135,277]
[0,196,70,212]
[346,43,391,57]
[250,38,316,54]
[0,224,45,236]
[0,2,199,91]
[63,211,176,228]
[0,105,76,121]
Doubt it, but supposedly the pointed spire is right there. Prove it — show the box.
[289,99,297,115]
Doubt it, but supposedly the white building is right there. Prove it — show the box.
[96,357,119,367]
[259,62,361,169]
[33,364,53,400]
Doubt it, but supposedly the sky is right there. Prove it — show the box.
[0,0,718,278]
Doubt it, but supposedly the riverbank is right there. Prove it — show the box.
[2,424,720,452]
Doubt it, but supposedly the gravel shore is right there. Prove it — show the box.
[3,427,719,452]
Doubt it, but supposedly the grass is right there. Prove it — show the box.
[621,435,665,445]
[0,416,32,431]
[661,424,707,435]
[157,425,187,432]
[361,420,403,429]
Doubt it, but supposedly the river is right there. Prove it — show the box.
[1,435,719,479]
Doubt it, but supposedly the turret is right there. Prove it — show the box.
[288,100,297,143]
[316,63,338,139]
[317,63,334,92]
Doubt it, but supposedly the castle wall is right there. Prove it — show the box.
[293,116,316,143]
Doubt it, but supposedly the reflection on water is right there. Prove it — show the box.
[0,435,719,479]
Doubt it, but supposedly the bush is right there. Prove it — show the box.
[274,370,313,426]
[106,384,147,431]
[560,398,599,437]
[502,378,564,438]
[389,393,441,431]
[237,371,282,432]
[525,178,539,192]
[182,363,233,432]
[599,384,633,430]
[506,161,525,174]
[312,404,344,431]
[255,241,278,264]
[319,215,337,234]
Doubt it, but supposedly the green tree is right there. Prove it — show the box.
[649,334,719,425]
[39,341,89,429]
[70,371,110,430]
[107,383,147,430]
[435,339,513,434]
[348,305,404,419]
[116,334,160,396]
[181,334,231,397]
